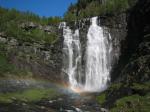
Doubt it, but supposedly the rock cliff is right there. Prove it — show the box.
[0,23,63,82]
[98,0,150,110]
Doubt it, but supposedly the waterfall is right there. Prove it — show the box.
[61,17,112,92]
[62,24,82,89]
[84,17,112,92]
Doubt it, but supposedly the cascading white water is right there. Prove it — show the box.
[84,17,112,92]
[62,17,112,92]
[62,24,82,89]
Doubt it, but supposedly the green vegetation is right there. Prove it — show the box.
[20,28,58,43]
[97,83,122,105]
[0,51,33,78]
[109,83,122,90]
[0,43,15,76]
[0,7,62,43]
[0,7,62,77]
[0,7,62,26]
[64,0,135,21]
[0,88,58,103]
[131,82,150,91]
[0,54,15,75]
[97,82,150,111]
[111,93,150,112]
[97,92,106,105]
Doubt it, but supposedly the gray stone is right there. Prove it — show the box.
[0,36,7,43]
[101,108,109,112]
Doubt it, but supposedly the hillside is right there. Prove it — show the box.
[0,7,63,81]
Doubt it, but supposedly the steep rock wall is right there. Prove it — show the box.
[100,0,150,109]
[0,25,63,82]
[113,0,150,83]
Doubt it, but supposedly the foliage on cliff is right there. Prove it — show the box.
[64,0,136,21]
[0,7,63,78]
[0,7,62,43]
[0,7,62,25]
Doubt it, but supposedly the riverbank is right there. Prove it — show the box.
[0,78,103,112]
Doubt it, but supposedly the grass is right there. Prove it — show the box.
[131,82,150,91]
[0,88,59,103]
[111,93,150,112]
[97,92,106,105]
[96,83,122,105]
[109,83,122,90]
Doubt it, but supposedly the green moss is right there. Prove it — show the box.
[109,83,122,91]
[44,33,58,44]
[97,83,123,105]
[0,53,35,78]
[0,54,15,75]
[111,93,150,112]
[97,92,106,105]
[0,88,59,104]
[131,82,150,91]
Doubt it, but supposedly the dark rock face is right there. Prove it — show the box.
[102,0,150,108]
[112,0,150,82]
[120,56,150,84]
[100,14,127,72]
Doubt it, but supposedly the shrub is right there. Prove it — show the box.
[65,0,132,21]
[0,7,61,44]
[0,54,15,75]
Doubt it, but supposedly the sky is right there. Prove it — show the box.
[0,0,77,17]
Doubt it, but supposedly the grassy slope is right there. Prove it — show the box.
[0,7,62,43]
[0,88,59,103]
[97,82,150,111]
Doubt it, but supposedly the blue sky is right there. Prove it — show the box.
[0,0,77,17]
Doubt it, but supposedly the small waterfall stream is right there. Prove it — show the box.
[62,17,112,92]
[62,24,82,89]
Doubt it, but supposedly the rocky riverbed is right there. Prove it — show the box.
[0,79,104,112]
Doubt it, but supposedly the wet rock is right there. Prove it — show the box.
[0,32,7,37]
[101,108,109,112]
[22,103,27,106]
[0,36,7,43]
[9,38,18,46]
[120,55,150,84]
